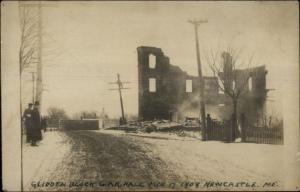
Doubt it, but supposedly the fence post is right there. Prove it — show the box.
[206,114,212,140]
[240,114,246,142]
[58,119,62,130]
[226,120,231,143]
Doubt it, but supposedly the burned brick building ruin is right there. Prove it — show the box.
[137,46,268,124]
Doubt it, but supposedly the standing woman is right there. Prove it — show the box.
[30,101,42,146]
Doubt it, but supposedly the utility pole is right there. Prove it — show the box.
[18,3,56,192]
[188,19,208,141]
[30,72,35,103]
[35,1,43,106]
[108,74,130,125]
[19,1,56,108]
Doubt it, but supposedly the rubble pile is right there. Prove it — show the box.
[107,119,200,134]
[151,120,182,131]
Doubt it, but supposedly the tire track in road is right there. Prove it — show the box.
[29,130,181,191]
[28,130,282,191]
[111,131,283,191]
[68,131,182,182]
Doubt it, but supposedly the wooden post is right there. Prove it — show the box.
[188,19,208,141]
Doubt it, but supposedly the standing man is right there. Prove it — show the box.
[22,103,33,143]
[29,101,42,146]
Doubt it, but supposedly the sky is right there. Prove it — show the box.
[8,1,299,118]
[1,3,299,190]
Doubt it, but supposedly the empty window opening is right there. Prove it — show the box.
[248,77,252,91]
[149,78,156,92]
[186,80,193,92]
[149,54,156,69]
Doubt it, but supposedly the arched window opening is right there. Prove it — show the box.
[149,54,156,69]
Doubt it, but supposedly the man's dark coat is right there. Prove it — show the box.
[28,108,42,141]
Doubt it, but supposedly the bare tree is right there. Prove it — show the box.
[19,4,62,111]
[47,107,69,120]
[18,5,40,129]
[18,5,40,114]
[79,111,99,119]
[205,47,254,138]
[19,5,39,74]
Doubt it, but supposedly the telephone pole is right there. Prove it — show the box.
[19,1,56,108]
[30,72,35,103]
[18,3,56,191]
[108,74,130,125]
[188,19,208,141]
[35,1,43,106]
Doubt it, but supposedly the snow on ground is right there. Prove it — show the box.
[22,129,284,191]
[23,131,71,190]
[102,129,201,141]
[100,129,284,190]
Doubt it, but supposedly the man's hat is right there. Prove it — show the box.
[34,101,40,106]
[28,103,33,106]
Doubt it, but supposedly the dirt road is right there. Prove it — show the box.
[25,130,283,191]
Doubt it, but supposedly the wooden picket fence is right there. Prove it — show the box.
[206,119,284,145]
[244,126,283,145]
[206,120,230,142]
